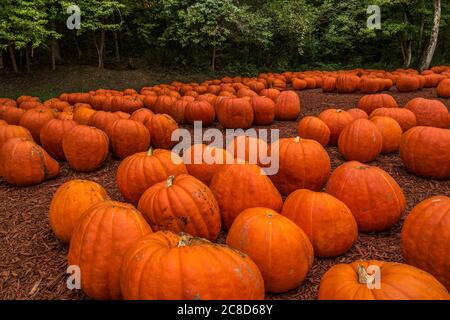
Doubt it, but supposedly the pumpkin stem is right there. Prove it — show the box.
[147,147,153,156]
[178,233,192,247]
[166,175,175,187]
[336,109,344,113]
[357,265,376,285]
[293,136,300,143]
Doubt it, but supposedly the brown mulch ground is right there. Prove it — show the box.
[0,88,449,300]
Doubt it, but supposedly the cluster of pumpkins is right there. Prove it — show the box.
[0,66,449,300]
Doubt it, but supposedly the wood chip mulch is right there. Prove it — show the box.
[0,88,448,300]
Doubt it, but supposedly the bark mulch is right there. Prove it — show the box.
[0,88,448,300]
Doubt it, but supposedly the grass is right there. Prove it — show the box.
[0,65,218,100]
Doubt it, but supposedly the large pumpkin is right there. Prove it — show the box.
[399,126,450,179]
[138,175,221,241]
[396,75,421,92]
[335,74,360,93]
[209,163,283,229]
[129,108,154,124]
[3,107,25,125]
[226,208,314,293]
[182,144,231,185]
[154,95,177,115]
[405,97,449,128]
[271,137,330,195]
[106,119,151,159]
[370,116,402,154]
[0,124,33,149]
[338,119,383,162]
[19,108,55,144]
[116,147,187,204]
[62,125,110,172]
[318,260,449,300]
[68,201,152,299]
[297,116,330,146]
[145,114,179,149]
[370,107,417,132]
[216,97,254,129]
[274,91,301,121]
[184,100,215,126]
[49,180,109,242]
[326,161,406,232]
[40,119,78,160]
[318,109,353,145]
[120,231,264,300]
[250,96,275,125]
[87,111,121,132]
[0,138,59,186]
[401,196,450,290]
[357,94,398,115]
[437,78,450,98]
[281,189,358,257]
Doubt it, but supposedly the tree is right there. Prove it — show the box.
[419,0,441,70]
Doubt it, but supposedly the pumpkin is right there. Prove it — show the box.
[326,161,406,232]
[138,175,221,241]
[184,100,215,126]
[49,179,109,242]
[19,100,43,110]
[369,107,417,132]
[0,124,33,148]
[346,108,368,120]
[335,74,360,93]
[359,77,381,93]
[370,116,402,154]
[120,231,264,300]
[130,108,154,123]
[318,260,449,300]
[57,111,74,121]
[19,108,55,144]
[62,125,110,172]
[292,78,307,90]
[282,189,358,257]
[322,77,337,92]
[116,147,187,204]
[260,88,280,101]
[145,114,179,149]
[114,111,130,119]
[402,196,450,290]
[154,95,177,115]
[3,107,25,125]
[209,163,283,229]
[399,126,450,179]
[304,77,317,89]
[357,94,398,115]
[405,97,449,128]
[68,201,152,300]
[143,95,158,111]
[271,137,331,195]
[0,138,60,186]
[437,78,450,98]
[296,116,330,146]
[227,135,270,167]
[274,91,301,121]
[87,111,120,132]
[423,74,446,87]
[250,96,275,125]
[167,99,188,124]
[226,208,314,293]
[40,119,78,160]
[105,119,151,159]
[73,106,96,125]
[396,75,421,92]
[0,119,6,126]
[183,144,231,185]
[216,97,254,129]
[338,119,383,162]
[318,109,353,145]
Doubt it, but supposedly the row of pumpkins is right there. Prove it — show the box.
[0,67,449,300]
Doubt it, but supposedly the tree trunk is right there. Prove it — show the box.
[93,30,106,69]
[211,45,216,73]
[113,31,120,62]
[25,46,31,72]
[51,38,61,71]
[8,45,19,73]
[404,40,412,68]
[419,0,441,71]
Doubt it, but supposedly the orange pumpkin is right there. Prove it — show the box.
[370,116,402,154]
[402,196,450,290]
[357,94,398,115]
[226,135,270,167]
[399,126,450,179]
[154,95,177,115]
[0,124,33,148]
[226,208,314,293]
[87,111,121,132]
[296,116,330,146]
[138,175,221,241]
[116,147,187,204]
[405,97,449,128]
[216,97,254,129]
[338,119,383,162]
[19,108,55,144]
[49,179,109,242]
[326,161,406,232]
[209,163,283,229]
[437,78,450,98]
[40,119,78,160]
[106,119,151,159]
[318,260,449,300]
[120,231,265,300]
[318,109,353,145]
[3,107,25,125]
[335,74,360,93]
[73,106,96,125]
[396,75,421,92]
[250,96,275,125]
[260,88,280,101]
[369,107,417,132]
[145,114,179,149]
[271,137,330,195]
[184,100,215,126]
[274,91,301,121]
[322,77,336,92]
[0,138,59,186]
[346,108,368,120]
[68,201,152,299]
[62,125,110,172]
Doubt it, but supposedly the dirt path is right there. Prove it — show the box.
[0,88,449,300]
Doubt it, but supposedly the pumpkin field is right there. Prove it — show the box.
[0,68,449,300]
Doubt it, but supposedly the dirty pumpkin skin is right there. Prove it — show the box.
[120,231,265,300]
